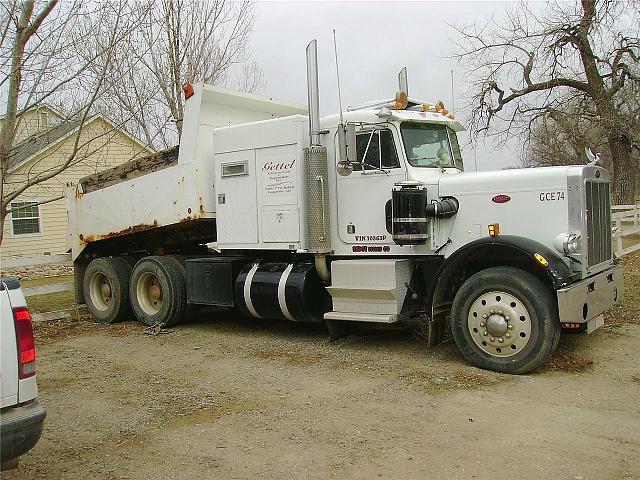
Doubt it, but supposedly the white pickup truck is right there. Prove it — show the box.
[1,278,45,467]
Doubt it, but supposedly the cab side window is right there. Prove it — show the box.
[355,129,400,171]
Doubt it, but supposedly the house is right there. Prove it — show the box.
[1,106,153,259]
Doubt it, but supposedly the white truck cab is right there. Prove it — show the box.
[1,278,45,467]
[65,39,623,374]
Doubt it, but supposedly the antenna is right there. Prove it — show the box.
[333,29,344,125]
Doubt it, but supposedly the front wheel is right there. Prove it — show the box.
[451,266,560,374]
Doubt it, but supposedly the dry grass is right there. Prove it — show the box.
[253,348,328,366]
[544,354,594,373]
[27,290,76,313]
[398,369,501,394]
[606,251,640,326]
[621,233,640,249]
[21,274,74,288]
[33,316,143,345]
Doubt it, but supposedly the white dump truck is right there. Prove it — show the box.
[66,40,623,374]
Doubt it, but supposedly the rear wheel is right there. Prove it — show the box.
[83,257,132,323]
[129,256,186,327]
[451,266,560,374]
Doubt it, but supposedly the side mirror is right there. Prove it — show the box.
[337,123,357,176]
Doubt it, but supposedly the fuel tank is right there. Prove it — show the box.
[234,262,330,322]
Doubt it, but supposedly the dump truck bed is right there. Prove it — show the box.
[65,83,307,262]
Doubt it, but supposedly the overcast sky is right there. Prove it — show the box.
[249,0,521,171]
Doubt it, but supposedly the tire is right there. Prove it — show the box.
[450,266,560,374]
[129,256,186,327]
[83,257,133,324]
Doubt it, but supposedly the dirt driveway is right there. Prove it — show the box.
[4,308,640,480]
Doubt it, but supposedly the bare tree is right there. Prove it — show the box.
[453,0,639,203]
[101,0,263,149]
[0,0,148,245]
[524,77,639,173]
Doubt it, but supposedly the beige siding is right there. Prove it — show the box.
[2,118,151,259]
[0,107,64,145]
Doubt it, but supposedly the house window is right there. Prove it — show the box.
[10,201,41,235]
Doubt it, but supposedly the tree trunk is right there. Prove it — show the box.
[608,133,636,205]
[0,217,4,246]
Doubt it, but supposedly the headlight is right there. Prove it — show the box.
[553,233,581,255]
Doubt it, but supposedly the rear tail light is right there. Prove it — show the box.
[13,307,36,379]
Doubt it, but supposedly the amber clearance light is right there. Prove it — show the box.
[394,90,408,110]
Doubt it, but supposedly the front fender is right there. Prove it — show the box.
[449,235,577,288]
[429,235,579,315]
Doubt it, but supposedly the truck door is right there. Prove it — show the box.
[336,126,405,244]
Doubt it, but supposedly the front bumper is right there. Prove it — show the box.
[0,400,46,463]
[557,265,623,324]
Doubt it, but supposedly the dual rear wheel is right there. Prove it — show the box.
[83,255,187,327]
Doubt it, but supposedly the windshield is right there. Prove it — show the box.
[401,122,463,170]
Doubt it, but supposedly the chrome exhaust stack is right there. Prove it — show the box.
[304,39,331,260]
[306,40,321,146]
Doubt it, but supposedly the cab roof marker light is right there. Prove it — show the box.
[394,90,408,110]
[182,82,194,100]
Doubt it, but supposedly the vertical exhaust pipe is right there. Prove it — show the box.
[303,39,331,260]
[306,40,321,146]
[398,67,408,96]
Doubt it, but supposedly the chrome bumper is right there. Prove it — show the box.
[556,265,623,324]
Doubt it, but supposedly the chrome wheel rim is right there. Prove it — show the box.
[89,272,112,312]
[467,290,532,357]
[137,272,162,315]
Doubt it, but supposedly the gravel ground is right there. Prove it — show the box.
[4,254,640,480]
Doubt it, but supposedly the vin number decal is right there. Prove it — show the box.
[539,191,565,201]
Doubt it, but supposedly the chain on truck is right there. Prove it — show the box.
[65,40,623,374]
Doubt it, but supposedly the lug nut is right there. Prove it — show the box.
[483,331,488,336]
[490,337,495,342]
[480,322,485,327]
[498,310,503,315]
[498,337,504,343]
[505,333,511,338]
[505,316,510,321]
[482,314,487,319]
[508,325,513,330]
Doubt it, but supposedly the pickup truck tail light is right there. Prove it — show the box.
[13,307,36,379]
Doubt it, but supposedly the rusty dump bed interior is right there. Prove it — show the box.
[79,146,179,194]
[73,145,217,260]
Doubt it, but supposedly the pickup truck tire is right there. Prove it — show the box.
[129,256,186,327]
[83,257,133,324]
[451,266,560,374]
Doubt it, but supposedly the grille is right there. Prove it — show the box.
[585,180,612,267]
